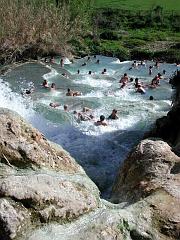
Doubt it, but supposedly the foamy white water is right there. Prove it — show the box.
[1,57,178,196]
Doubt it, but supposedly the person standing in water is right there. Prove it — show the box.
[60,58,64,67]
[119,73,129,89]
[149,66,153,75]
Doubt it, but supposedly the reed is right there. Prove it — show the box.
[0,0,86,64]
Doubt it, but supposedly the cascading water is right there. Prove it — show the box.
[1,57,178,197]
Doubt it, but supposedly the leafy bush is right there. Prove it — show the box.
[96,40,130,60]
[123,39,146,48]
[130,49,153,60]
[100,30,122,40]
[153,49,180,63]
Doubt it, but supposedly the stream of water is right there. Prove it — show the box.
[0,56,178,197]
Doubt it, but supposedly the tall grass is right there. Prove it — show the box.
[0,0,86,63]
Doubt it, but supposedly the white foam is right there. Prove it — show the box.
[0,78,34,119]
[74,77,112,88]
[43,66,59,80]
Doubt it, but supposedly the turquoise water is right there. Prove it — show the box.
[1,56,178,197]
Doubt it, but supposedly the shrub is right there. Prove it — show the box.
[100,30,121,40]
[96,40,130,60]
[130,49,153,60]
[123,39,146,49]
[153,49,180,63]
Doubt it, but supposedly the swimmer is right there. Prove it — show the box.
[140,60,146,66]
[163,69,166,75]
[95,115,107,126]
[82,62,87,66]
[82,107,92,112]
[136,84,146,94]
[62,73,68,78]
[130,77,134,82]
[66,88,81,96]
[73,107,93,122]
[66,88,74,96]
[44,57,48,63]
[155,61,160,68]
[96,59,100,64]
[157,73,163,79]
[102,68,107,74]
[88,71,92,75]
[132,60,138,68]
[108,109,119,120]
[151,75,160,87]
[25,89,34,95]
[134,78,143,88]
[87,56,90,61]
[64,105,68,111]
[77,112,93,121]
[149,96,154,100]
[42,80,49,88]
[77,69,80,74]
[50,83,56,91]
[49,102,60,108]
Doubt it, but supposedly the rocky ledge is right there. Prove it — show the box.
[0,108,179,240]
[0,108,100,240]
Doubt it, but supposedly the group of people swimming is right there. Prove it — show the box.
[119,61,166,94]
[42,79,82,96]
[36,56,174,127]
[74,108,119,126]
[48,101,119,127]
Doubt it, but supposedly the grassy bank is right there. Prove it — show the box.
[0,0,179,64]
[71,2,180,62]
[94,0,180,11]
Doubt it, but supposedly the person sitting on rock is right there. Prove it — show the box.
[108,109,119,120]
[95,115,107,126]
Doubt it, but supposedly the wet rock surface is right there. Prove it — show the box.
[0,108,100,239]
[111,139,180,203]
[111,139,180,240]
[0,108,82,172]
